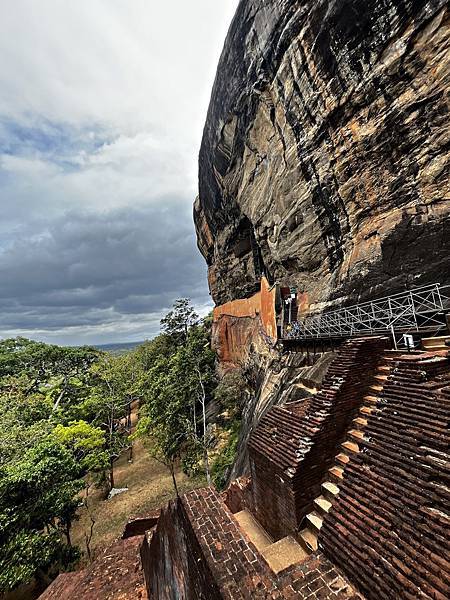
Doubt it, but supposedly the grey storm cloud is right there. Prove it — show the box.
[0,202,210,337]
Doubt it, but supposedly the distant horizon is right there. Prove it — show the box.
[0,335,146,349]
[0,297,214,347]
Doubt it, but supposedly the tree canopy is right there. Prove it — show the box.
[0,339,132,592]
[0,299,244,593]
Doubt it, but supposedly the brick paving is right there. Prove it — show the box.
[39,535,147,599]
[181,487,361,599]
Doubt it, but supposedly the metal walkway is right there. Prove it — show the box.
[283,283,450,341]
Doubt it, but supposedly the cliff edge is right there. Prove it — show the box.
[195,0,449,311]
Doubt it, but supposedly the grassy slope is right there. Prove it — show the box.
[71,440,205,562]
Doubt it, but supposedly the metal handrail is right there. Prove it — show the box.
[283,283,450,340]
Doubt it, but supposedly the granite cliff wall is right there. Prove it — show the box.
[195,0,450,312]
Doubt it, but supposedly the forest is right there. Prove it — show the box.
[0,300,244,594]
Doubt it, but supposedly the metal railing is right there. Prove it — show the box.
[283,283,450,340]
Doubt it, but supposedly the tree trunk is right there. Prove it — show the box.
[53,386,65,411]
[170,462,179,497]
[204,446,211,486]
[109,457,115,490]
[84,516,96,562]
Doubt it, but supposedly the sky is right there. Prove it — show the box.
[0,0,239,346]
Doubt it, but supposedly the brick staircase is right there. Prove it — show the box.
[297,350,402,555]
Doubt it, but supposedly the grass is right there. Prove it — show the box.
[71,439,206,563]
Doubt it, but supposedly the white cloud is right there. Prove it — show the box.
[0,1,238,140]
[0,0,239,343]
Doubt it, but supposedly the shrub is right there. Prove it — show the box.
[211,420,241,490]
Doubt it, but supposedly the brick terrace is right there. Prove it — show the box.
[181,487,361,599]
[39,535,147,600]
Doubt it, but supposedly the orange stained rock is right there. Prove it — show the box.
[259,276,277,341]
[213,276,277,340]
[213,291,261,320]
[296,290,310,317]
[212,276,277,366]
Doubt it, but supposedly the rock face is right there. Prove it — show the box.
[229,349,336,479]
[195,0,450,312]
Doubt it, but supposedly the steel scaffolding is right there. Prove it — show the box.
[283,283,450,341]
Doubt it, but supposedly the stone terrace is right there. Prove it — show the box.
[248,337,388,539]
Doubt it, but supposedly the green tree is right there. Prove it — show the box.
[53,420,108,473]
[0,375,52,466]
[0,338,99,387]
[134,301,216,489]
[90,353,144,490]
[160,298,199,344]
[0,439,83,592]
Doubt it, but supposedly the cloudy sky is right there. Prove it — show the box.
[0,1,238,346]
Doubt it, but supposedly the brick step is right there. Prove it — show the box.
[353,417,368,427]
[368,384,383,394]
[233,510,273,551]
[322,481,340,502]
[360,406,374,416]
[348,429,365,442]
[374,374,388,382]
[314,495,332,516]
[305,511,323,534]
[298,527,318,553]
[363,394,380,404]
[335,452,350,466]
[380,354,399,363]
[341,440,359,454]
[261,535,309,574]
[378,360,393,368]
[329,466,344,484]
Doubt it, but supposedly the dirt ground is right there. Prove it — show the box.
[71,439,205,562]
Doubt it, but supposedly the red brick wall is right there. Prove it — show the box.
[145,497,222,600]
[248,337,388,540]
[320,353,450,600]
[143,487,360,599]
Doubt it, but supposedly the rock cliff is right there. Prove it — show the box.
[195,0,450,312]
